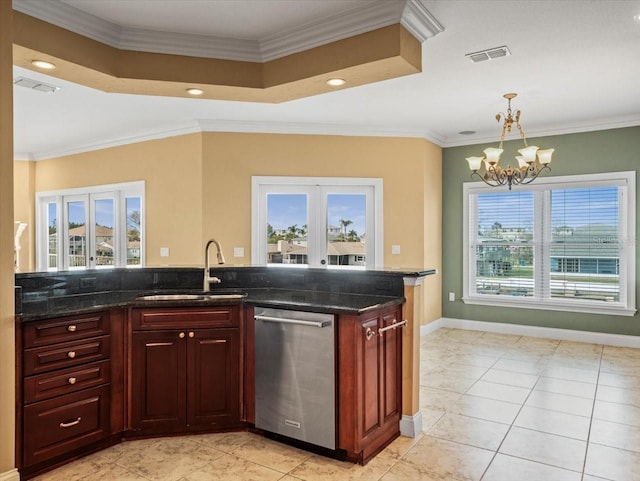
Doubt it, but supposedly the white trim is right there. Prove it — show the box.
[440,115,640,148]
[463,171,636,317]
[12,0,442,63]
[401,0,445,43]
[36,181,145,271]
[251,176,383,268]
[0,468,20,481]
[425,317,640,349]
[399,411,423,438]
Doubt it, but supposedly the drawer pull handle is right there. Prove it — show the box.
[179,332,185,339]
[59,417,81,428]
[67,325,77,332]
[378,319,408,335]
[188,332,195,338]
[67,351,76,359]
[68,377,77,385]
[365,327,376,341]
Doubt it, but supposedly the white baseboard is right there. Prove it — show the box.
[399,411,423,438]
[0,468,19,481]
[421,317,640,348]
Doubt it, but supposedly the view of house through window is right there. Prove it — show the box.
[253,177,382,268]
[37,181,144,271]
[464,172,635,315]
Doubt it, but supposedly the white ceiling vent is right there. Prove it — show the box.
[465,46,511,63]
[14,76,60,93]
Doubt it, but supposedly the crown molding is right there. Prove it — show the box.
[12,0,442,63]
[401,0,444,43]
[17,116,640,161]
[118,28,261,62]
[259,0,405,62]
[26,122,201,161]
[440,115,640,148]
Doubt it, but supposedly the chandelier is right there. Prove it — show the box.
[466,93,554,190]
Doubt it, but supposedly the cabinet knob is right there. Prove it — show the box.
[67,325,77,332]
[365,327,376,341]
[67,351,76,359]
[68,377,77,385]
[188,332,195,338]
[179,332,185,339]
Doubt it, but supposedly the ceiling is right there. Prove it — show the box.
[12,0,640,160]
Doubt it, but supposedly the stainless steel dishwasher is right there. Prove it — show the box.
[254,307,336,450]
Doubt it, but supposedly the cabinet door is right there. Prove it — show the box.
[360,316,382,438]
[379,309,402,424]
[186,328,240,428]
[130,331,187,433]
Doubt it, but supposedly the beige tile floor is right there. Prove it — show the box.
[33,328,640,481]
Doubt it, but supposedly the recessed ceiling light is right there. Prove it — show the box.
[186,88,204,96]
[459,130,476,135]
[31,60,56,70]
[634,13,640,21]
[327,78,346,87]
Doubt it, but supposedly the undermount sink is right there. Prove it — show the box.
[136,292,247,302]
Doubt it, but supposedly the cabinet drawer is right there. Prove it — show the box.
[24,360,110,404]
[23,385,110,466]
[23,336,111,376]
[23,312,110,348]
[132,306,239,330]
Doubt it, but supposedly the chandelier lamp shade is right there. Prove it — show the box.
[466,93,554,190]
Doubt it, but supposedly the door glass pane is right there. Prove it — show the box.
[67,201,86,268]
[126,197,142,265]
[266,194,308,265]
[94,198,114,266]
[47,202,58,269]
[326,194,366,268]
[474,191,534,296]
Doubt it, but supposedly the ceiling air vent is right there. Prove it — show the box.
[14,76,60,93]
[465,45,511,63]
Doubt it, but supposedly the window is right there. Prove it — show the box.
[463,171,635,316]
[37,181,144,271]
[252,177,383,268]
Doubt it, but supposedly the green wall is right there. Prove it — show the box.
[442,126,640,336]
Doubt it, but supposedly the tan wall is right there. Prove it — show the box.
[14,160,36,272]
[201,132,442,324]
[1,0,16,477]
[16,132,443,324]
[32,134,203,267]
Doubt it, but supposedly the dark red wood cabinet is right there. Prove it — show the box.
[338,304,403,464]
[18,311,117,473]
[129,307,242,435]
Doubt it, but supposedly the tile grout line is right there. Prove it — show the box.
[475,342,548,481]
[580,344,604,481]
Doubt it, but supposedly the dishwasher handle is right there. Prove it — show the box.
[254,315,331,328]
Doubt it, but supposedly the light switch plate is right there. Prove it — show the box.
[449,292,455,302]
[391,245,401,255]
[160,247,170,257]
[233,247,244,257]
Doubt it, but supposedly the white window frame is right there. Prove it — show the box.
[463,171,636,316]
[251,176,383,268]
[36,181,145,271]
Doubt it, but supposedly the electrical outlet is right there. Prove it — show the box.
[449,292,455,302]
[233,247,244,257]
[391,245,401,255]
[160,247,170,257]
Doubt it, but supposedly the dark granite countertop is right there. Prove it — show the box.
[17,288,404,322]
